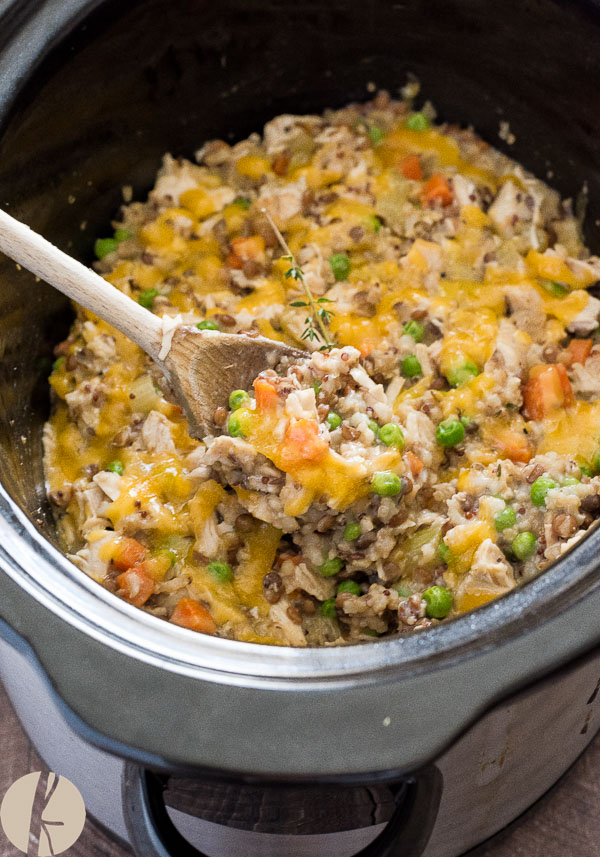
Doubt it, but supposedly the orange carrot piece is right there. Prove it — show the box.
[421,173,453,207]
[404,450,424,476]
[565,339,592,367]
[254,377,279,411]
[117,565,155,607]
[113,538,148,572]
[523,364,573,420]
[279,419,329,466]
[555,363,574,403]
[400,154,422,181]
[492,428,532,463]
[170,598,216,634]
[227,235,265,269]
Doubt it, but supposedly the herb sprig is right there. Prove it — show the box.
[261,208,335,347]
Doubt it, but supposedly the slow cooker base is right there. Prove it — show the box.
[1,623,598,857]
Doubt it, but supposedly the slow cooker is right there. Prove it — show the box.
[0,1,599,855]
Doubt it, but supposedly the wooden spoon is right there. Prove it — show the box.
[0,209,305,436]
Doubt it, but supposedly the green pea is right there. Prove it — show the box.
[138,288,159,309]
[228,413,246,438]
[580,464,592,477]
[107,460,124,476]
[207,561,233,582]
[319,557,344,577]
[362,628,379,637]
[407,112,430,131]
[368,419,380,435]
[494,506,516,531]
[52,356,65,371]
[378,423,405,451]
[512,531,536,561]
[368,125,384,144]
[229,389,251,410]
[438,541,451,564]
[343,522,362,541]
[403,320,424,342]
[326,412,342,431]
[446,361,479,388]
[312,381,322,395]
[401,354,422,378]
[329,253,351,281]
[94,237,119,259]
[320,597,337,618]
[436,418,465,447]
[530,476,557,507]
[540,279,569,297]
[337,580,361,596]
[422,585,453,619]
[371,471,403,496]
[197,319,220,331]
[366,214,382,233]
[233,197,251,210]
[561,476,580,487]
[114,228,132,242]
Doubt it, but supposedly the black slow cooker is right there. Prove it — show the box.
[0,1,599,855]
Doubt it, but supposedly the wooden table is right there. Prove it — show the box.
[0,680,598,857]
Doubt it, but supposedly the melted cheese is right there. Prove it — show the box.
[235,409,402,514]
[539,401,600,461]
[234,523,282,614]
[439,308,498,376]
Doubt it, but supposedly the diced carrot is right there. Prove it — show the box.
[117,565,155,607]
[400,154,422,181]
[404,450,424,476]
[565,338,592,367]
[421,174,453,207]
[254,377,279,411]
[279,419,329,466]
[523,364,573,420]
[492,428,532,463]
[170,598,216,634]
[226,235,266,269]
[555,363,574,403]
[113,538,148,572]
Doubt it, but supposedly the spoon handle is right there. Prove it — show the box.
[0,208,165,361]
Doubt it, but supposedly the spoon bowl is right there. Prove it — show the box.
[164,328,304,435]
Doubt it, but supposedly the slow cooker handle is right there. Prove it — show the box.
[122,762,442,857]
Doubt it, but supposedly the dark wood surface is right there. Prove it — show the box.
[0,680,598,857]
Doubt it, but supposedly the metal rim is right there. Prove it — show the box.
[2,481,599,686]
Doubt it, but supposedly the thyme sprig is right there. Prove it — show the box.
[261,208,335,347]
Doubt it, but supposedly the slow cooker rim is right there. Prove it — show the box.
[2,479,599,685]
